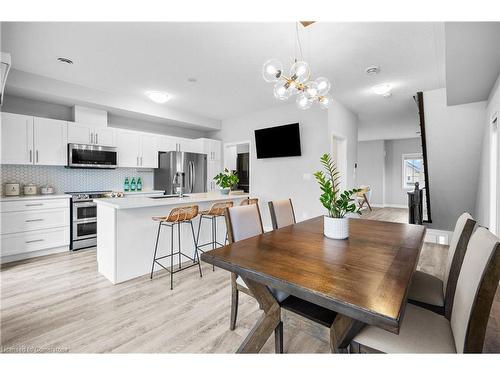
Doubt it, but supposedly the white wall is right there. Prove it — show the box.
[475,73,500,233]
[358,113,420,141]
[328,100,359,189]
[211,101,358,229]
[357,140,385,205]
[385,138,422,206]
[424,88,486,230]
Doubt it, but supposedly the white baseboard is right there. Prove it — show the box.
[1,246,69,264]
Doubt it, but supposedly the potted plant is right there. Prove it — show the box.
[314,153,361,239]
[214,168,239,195]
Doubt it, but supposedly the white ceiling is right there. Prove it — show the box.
[1,22,446,129]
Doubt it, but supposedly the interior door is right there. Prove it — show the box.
[0,112,33,165]
[33,117,67,166]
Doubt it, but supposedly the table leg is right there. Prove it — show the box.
[329,314,365,353]
[236,277,283,354]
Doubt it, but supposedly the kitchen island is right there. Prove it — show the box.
[94,192,249,284]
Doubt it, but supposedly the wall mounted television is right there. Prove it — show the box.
[254,123,301,159]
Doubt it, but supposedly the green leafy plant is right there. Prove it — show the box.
[314,153,361,218]
[213,168,239,189]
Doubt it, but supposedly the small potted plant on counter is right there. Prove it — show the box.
[314,153,361,239]
[214,168,239,195]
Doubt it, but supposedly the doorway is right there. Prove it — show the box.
[223,141,251,193]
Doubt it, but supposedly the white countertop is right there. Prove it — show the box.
[94,192,249,210]
[122,190,165,195]
[0,194,71,202]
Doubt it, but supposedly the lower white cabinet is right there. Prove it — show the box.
[0,197,70,262]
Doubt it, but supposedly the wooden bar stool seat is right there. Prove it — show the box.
[196,200,234,270]
[150,205,202,290]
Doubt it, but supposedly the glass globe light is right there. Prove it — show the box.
[262,59,283,83]
[315,77,331,95]
[304,81,319,99]
[273,80,292,101]
[289,61,310,84]
[296,92,313,110]
[318,94,333,109]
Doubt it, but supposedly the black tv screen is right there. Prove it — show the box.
[254,123,301,159]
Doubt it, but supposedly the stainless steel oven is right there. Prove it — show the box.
[68,191,110,250]
[68,143,117,169]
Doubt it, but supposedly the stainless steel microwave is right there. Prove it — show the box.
[67,143,117,169]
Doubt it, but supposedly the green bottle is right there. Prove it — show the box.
[137,177,142,191]
[130,177,136,191]
[124,177,130,192]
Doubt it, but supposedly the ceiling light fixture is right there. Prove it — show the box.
[262,22,332,110]
[57,57,73,65]
[365,66,380,75]
[187,77,198,83]
[372,83,392,97]
[146,91,170,104]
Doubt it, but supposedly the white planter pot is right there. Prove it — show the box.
[324,216,349,239]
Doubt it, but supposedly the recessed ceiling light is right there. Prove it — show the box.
[365,66,380,75]
[372,83,392,97]
[187,77,198,83]
[57,57,73,65]
[146,91,170,104]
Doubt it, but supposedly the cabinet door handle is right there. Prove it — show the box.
[29,150,32,163]
[140,156,143,166]
[26,239,44,244]
[95,133,98,144]
[137,156,139,166]
[26,218,44,222]
[25,203,44,207]
[36,150,39,163]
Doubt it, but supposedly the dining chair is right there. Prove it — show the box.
[408,212,476,318]
[268,199,296,229]
[355,186,372,211]
[240,197,259,206]
[350,227,500,353]
[224,204,289,332]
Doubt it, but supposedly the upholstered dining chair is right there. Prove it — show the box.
[268,199,296,229]
[225,204,289,331]
[240,197,259,206]
[350,227,500,353]
[355,186,372,211]
[408,212,476,318]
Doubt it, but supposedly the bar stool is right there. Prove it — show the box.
[240,197,258,206]
[196,200,234,270]
[150,205,202,290]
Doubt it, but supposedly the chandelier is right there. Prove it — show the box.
[262,23,333,110]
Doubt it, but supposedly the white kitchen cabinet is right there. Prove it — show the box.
[140,134,159,168]
[158,136,177,152]
[0,112,33,165]
[207,159,222,192]
[33,117,67,166]
[202,138,221,161]
[0,113,67,166]
[67,122,114,146]
[115,130,158,168]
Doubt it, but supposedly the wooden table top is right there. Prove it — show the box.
[201,216,426,333]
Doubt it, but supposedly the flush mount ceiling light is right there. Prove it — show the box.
[372,83,392,97]
[57,57,73,65]
[365,66,380,75]
[262,22,332,110]
[146,91,170,104]
[187,77,198,83]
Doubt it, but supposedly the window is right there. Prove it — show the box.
[402,153,425,189]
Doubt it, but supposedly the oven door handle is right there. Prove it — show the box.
[73,202,97,208]
[73,218,97,224]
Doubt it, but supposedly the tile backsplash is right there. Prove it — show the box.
[0,165,154,195]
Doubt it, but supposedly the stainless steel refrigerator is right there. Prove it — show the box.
[154,151,207,195]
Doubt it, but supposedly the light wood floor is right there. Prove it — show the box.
[1,208,498,353]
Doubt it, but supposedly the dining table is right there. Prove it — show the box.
[200,216,426,353]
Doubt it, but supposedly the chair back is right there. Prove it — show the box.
[240,198,259,206]
[268,199,296,229]
[450,227,500,353]
[443,212,476,318]
[166,205,199,222]
[206,200,234,216]
[225,204,264,243]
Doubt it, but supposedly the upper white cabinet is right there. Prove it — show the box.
[158,136,203,154]
[202,138,221,161]
[115,130,159,168]
[1,113,66,166]
[33,117,67,166]
[158,136,177,152]
[1,112,33,165]
[67,122,115,146]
